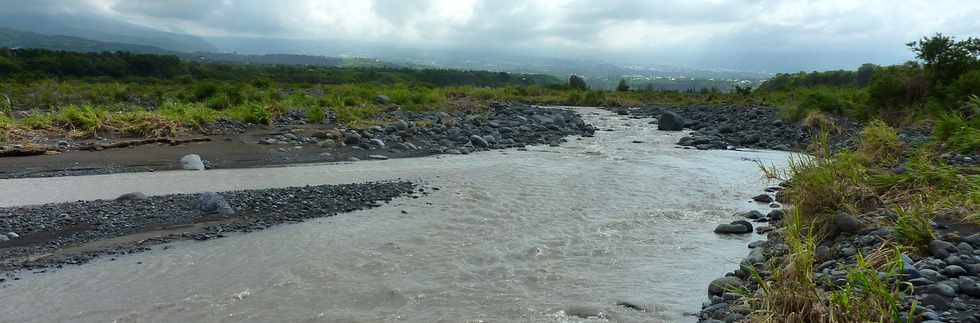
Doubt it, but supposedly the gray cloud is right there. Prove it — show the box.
[2,0,979,72]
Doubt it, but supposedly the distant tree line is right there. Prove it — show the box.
[0,48,561,87]
[756,33,980,122]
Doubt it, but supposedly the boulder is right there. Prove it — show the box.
[197,192,235,215]
[116,192,148,201]
[739,210,764,219]
[767,209,785,222]
[708,277,745,296]
[375,95,391,104]
[752,194,773,203]
[833,212,863,234]
[470,135,490,148]
[715,221,752,234]
[900,253,921,280]
[657,112,685,131]
[929,240,957,259]
[179,154,205,171]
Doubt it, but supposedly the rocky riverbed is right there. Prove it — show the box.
[610,105,864,152]
[0,181,418,276]
[0,104,596,179]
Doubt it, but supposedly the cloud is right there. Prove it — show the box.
[3,0,980,71]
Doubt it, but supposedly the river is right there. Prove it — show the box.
[0,107,790,322]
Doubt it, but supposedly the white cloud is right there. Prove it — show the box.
[3,0,980,71]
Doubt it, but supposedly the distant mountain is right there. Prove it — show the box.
[0,13,216,53]
[206,36,771,90]
[0,27,174,54]
[0,27,346,68]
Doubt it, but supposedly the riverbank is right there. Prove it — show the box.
[0,103,596,179]
[692,115,980,322]
[609,105,865,153]
[0,181,418,277]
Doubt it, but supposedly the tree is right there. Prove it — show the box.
[569,75,588,90]
[908,33,980,86]
[733,85,752,96]
[856,63,878,87]
[616,79,630,92]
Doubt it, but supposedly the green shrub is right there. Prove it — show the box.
[894,206,936,252]
[22,112,54,129]
[953,70,980,99]
[304,105,325,124]
[54,105,111,132]
[205,93,233,110]
[581,91,607,106]
[226,103,272,125]
[158,102,219,127]
[191,82,220,101]
[858,120,904,165]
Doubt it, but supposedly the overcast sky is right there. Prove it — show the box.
[7,0,980,72]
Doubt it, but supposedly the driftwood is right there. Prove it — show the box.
[0,137,212,157]
[80,137,211,151]
[0,148,50,157]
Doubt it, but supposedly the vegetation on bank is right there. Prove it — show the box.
[743,34,980,322]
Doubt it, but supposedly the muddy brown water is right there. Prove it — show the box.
[0,108,790,322]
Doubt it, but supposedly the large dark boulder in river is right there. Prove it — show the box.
[657,111,686,131]
[714,220,752,234]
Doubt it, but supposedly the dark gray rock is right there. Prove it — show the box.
[833,212,863,234]
[815,245,832,262]
[368,155,389,160]
[767,209,785,221]
[657,111,685,131]
[752,194,773,203]
[375,95,391,104]
[708,277,745,296]
[920,269,946,282]
[470,135,490,148]
[116,192,148,201]
[197,192,235,215]
[930,240,957,259]
[942,265,967,277]
[959,277,980,297]
[714,223,752,234]
[179,154,205,171]
[740,210,764,219]
[901,253,921,280]
[929,283,957,297]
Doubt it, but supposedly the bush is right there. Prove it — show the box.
[953,69,980,99]
[894,206,935,252]
[158,102,219,127]
[304,105,325,124]
[569,75,588,91]
[54,105,110,133]
[858,120,904,165]
[226,103,271,125]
